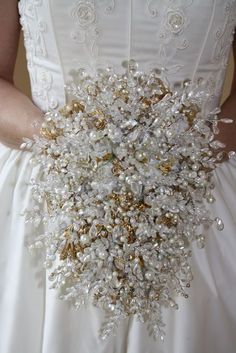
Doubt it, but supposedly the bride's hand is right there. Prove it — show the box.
[0,0,43,151]
[0,77,44,150]
[0,113,43,151]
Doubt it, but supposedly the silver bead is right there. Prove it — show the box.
[145,271,154,281]
[196,234,205,249]
[215,217,224,231]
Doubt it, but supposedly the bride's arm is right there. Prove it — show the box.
[218,34,236,157]
[0,0,43,150]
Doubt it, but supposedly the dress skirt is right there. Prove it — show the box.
[0,142,236,353]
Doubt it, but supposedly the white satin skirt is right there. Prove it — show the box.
[0,142,236,353]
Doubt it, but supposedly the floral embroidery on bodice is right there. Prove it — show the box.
[70,0,115,57]
[18,0,236,113]
[146,0,193,73]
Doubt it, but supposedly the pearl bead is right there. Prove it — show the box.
[166,130,173,138]
[80,234,90,244]
[98,250,108,259]
[135,151,146,161]
[145,271,154,280]
[35,240,43,248]
[44,260,52,269]
[192,164,199,171]
[206,194,215,203]
[155,128,162,137]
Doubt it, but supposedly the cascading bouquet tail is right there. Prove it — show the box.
[22,60,233,340]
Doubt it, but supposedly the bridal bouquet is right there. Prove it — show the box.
[23,60,232,340]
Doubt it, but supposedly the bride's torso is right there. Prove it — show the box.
[18,0,236,113]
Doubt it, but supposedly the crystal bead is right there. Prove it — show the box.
[196,234,205,249]
[25,59,227,341]
[228,151,236,159]
[215,217,224,231]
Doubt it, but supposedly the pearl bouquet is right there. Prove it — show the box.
[23,60,232,340]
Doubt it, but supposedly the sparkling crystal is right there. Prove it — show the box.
[215,217,224,231]
[196,234,206,249]
[228,151,236,159]
[24,59,229,341]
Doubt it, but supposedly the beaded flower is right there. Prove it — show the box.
[23,60,232,340]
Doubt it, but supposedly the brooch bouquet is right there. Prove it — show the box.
[23,60,232,340]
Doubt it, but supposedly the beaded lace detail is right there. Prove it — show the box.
[18,0,59,110]
[210,1,236,97]
[18,0,236,114]
[146,0,193,74]
[70,0,115,58]
[97,0,115,13]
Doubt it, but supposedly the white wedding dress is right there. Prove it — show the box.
[0,1,236,352]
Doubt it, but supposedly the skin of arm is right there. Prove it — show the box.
[217,35,236,158]
[0,0,43,150]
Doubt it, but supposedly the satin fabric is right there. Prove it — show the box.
[0,143,236,353]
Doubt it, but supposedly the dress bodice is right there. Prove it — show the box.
[18,0,236,113]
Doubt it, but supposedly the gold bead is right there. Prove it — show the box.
[112,162,123,175]
[60,241,78,261]
[138,256,145,267]
[40,125,62,140]
[94,118,107,130]
[158,161,173,175]
[59,100,85,117]
[71,100,85,113]
[102,153,112,161]
[129,254,135,260]
[139,96,152,108]
[180,103,200,126]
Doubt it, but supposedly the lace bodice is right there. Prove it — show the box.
[18,0,236,113]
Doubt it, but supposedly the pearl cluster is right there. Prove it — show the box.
[24,59,232,341]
